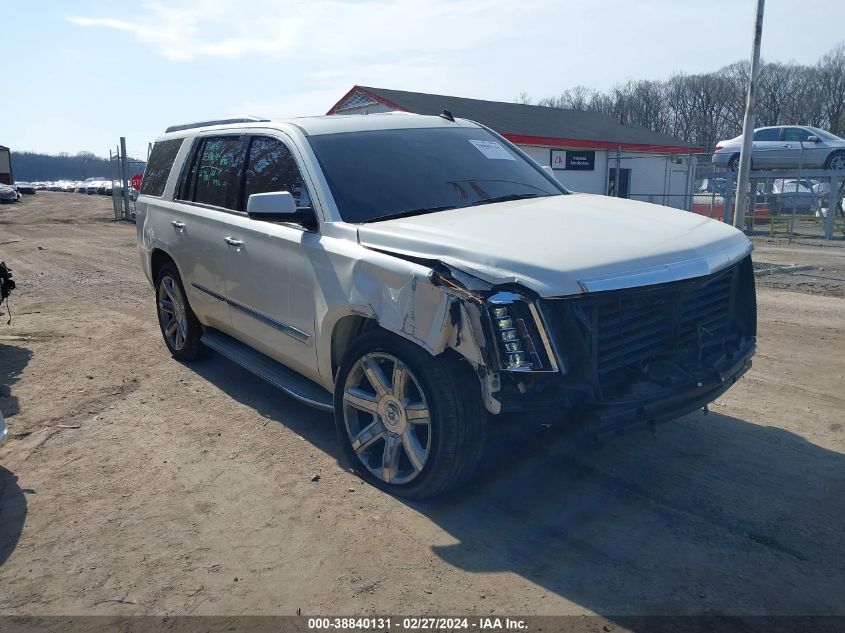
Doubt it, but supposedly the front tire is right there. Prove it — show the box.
[155,262,207,361]
[333,330,486,499]
[824,151,845,170]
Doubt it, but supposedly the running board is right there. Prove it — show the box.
[200,328,334,412]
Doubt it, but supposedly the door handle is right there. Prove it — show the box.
[171,220,186,230]
[781,144,791,147]
[224,237,244,248]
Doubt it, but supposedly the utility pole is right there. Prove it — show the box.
[120,137,131,221]
[733,0,765,230]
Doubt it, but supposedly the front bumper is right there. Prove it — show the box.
[497,338,755,438]
[490,256,757,437]
[583,344,754,439]
[711,152,732,166]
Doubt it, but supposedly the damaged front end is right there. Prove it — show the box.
[429,260,565,416]
[430,255,757,435]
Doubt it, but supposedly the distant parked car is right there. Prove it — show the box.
[696,177,730,196]
[83,177,107,195]
[757,178,819,215]
[0,184,19,203]
[713,126,845,171]
[14,181,36,194]
[813,181,845,218]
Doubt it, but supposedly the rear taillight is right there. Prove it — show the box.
[715,145,723,151]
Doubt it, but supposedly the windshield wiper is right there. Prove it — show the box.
[468,193,541,207]
[360,205,457,223]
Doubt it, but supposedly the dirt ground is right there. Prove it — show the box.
[1,193,844,618]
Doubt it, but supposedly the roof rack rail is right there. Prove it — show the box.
[165,116,269,133]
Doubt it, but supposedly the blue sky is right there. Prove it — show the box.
[2,0,843,158]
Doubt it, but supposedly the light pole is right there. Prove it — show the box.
[733,0,765,231]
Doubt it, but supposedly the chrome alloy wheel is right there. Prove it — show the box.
[829,153,845,170]
[157,275,188,351]
[342,352,432,485]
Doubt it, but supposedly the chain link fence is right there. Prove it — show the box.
[691,163,845,240]
[606,150,845,240]
[110,137,146,223]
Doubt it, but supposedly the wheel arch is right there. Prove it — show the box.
[329,314,377,380]
[729,153,740,170]
[150,248,176,283]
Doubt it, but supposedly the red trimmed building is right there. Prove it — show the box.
[328,86,700,209]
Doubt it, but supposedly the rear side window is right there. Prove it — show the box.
[178,136,246,210]
[141,138,183,197]
[753,128,780,142]
[244,136,311,208]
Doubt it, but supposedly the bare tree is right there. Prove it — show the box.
[817,43,845,135]
[524,42,845,146]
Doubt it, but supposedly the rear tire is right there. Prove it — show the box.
[333,330,487,499]
[154,262,207,361]
[824,151,845,170]
[728,154,740,171]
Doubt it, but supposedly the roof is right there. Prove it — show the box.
[156,112,475,142]
[328,86,697,153]
[296,112,482,136]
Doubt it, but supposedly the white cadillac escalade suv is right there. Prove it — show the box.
[137,113,756,498]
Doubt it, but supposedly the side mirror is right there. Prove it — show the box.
[806,135,819,143]
[246,191,316,229]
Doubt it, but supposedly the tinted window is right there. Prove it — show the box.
[191,136,246,210]
[141,138,183,197]
[307,127,564,223]
[244,136,311,208]
[783,127,813,142]
[753,128,780,141]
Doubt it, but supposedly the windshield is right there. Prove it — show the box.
[808,127,842,142]
[773,179,813,193]
[307,126,565,223]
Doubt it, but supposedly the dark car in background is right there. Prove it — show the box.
[14,181,36,194]
[756,178,819,215]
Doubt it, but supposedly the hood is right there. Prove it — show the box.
[357,194,752,297]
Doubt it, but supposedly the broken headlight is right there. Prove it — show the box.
[486,292,559,372]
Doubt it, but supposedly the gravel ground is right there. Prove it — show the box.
[751,234,845,298]
[1,193,844,619]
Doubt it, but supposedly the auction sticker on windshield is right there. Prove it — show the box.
[468,139,515,160]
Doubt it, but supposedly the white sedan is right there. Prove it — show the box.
[713,126,845,171]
